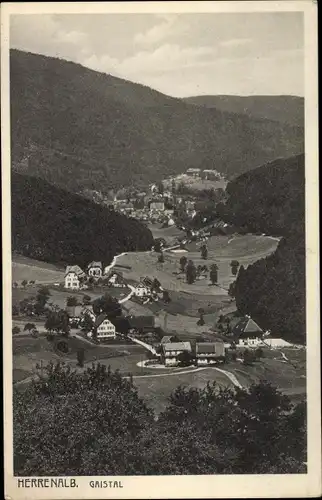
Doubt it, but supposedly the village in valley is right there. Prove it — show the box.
[8,9,313,480]
[12,166,306,412]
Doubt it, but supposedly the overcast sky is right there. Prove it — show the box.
[10,12,304,97]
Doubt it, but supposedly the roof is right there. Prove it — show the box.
[94,314,112,328]
[82,305,95,316]
[65,265,86,277]
[136,283,149,289]
[187,168,201,172]
[66,305,84,317]
[163,342,192,352]
[127,315,155,328]
[150,200,165,205]
[87,261,102,269]
[196,342,225,355]
[142,277,154,287]
[161,335,174,344]
[233,316,264,339]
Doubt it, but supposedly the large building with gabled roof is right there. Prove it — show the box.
[232,316,264,347]
[64,265,86,290]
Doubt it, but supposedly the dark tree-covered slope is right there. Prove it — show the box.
[183,95,304,128]
[11,49,304,192]
[218,154,305,236]
[11,172,153,267]
[221,154,305,343]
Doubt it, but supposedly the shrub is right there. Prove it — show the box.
[55,339,69,354]
[12,326,20,335]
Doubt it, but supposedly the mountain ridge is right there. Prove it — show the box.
[183,95,304,128]
[11,49,304,194]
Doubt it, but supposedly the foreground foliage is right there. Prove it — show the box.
[14,363,306,475]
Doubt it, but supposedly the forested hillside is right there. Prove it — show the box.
[183,95,304,128]
[11,49,304,193]
[11,173,153,267]
[218,154,305,236]
[223,154,306,343]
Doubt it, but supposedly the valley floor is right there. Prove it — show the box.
[11,232,305,413]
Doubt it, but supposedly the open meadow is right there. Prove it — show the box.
[115,234,279,294]
[146,223,185,245]
[12,282,129,311]
[12,255,65,284]
[163,174,227,192]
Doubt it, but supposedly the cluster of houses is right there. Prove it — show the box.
[112,188,197,226]
[159,336,226,367]
[157,316,295,366]
[230,316,295,348]
[64,262,128,291]
[186,168,224,181]
[66,304,117,341]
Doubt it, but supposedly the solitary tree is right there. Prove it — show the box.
[66,296,78,307]
[45,311,70,336]
[12,326,21,335]
[186,260,197,284]
[152,278,162,292]
[200,244,208,260]
[81,314,94,333]
[163,290,171,304]
[179,256,188,272]
[243,349,256,365]
[36,286,51,312]
[228,281,236,298]
[82,294,91,305]
[230,260,240,276]
[24,323,36,333]
[158,252,165,263]
[77,348,85,368]
[255,347,264,360]
[21,280,28,289]
[210,264,218,285]
[92,293,122,319]
[177,351,193,367]
[197,308,205,326]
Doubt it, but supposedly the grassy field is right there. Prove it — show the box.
[163,175,227,192]
[146,223,185,244]
[12,335,146,382]
[228,352,306,400]
[115,234,278,296]
[12,284,128,311]
[133,368,232,414]
[12,255,65,284]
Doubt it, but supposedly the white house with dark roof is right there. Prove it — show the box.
[87,261,103,278]
[87,314,116,341]
[64,265,86,290]
[134,282,151,298]
[196,342,225,365]
[232,316,264,347]
[161,341,192,366]
[106,271,127,288]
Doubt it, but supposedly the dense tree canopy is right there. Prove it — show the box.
[12,172,153,268]
[219,154,306,344]
[13,363,306,476]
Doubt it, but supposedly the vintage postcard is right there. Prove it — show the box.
[2,1,320,499]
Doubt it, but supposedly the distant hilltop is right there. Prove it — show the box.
[11,49,304,194]
[183,95,304,128]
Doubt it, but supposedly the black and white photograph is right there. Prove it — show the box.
[2,1,320,499]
